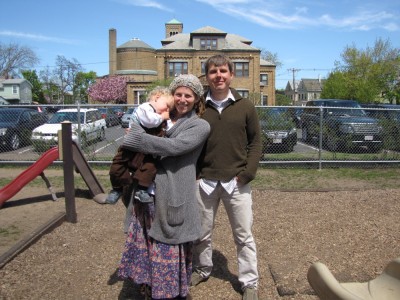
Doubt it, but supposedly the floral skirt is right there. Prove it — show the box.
[118,201,192,299]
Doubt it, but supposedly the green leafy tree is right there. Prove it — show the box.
[74,71,97,102]
[275,90,292,106]
[39,66,60,104]
[322,38,400,103]
[320,71,352,100]
[21,69,45,103]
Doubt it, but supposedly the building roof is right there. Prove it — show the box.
[298,78,325,92]
[118,38,154,50]
[260,58,275,66]
[166,18,182,24]
[160,26,259,51]
[0,78,32,88]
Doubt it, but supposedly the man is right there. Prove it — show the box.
[192,55,262,300]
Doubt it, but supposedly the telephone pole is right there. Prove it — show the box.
[288,68,300,105]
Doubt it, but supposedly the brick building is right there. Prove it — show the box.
[108,19,276,106]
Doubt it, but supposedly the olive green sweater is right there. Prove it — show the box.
[198,88,262,184]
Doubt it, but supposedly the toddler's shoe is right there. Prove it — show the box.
[134,190,154,203]
[106,189,122,204]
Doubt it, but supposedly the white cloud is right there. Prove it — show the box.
[113,0,174,12]
[0,30,79,44]
[195,0,399,31]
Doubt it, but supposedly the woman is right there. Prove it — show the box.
[118,74,210,299]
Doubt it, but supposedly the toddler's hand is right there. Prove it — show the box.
[160,110,170,120]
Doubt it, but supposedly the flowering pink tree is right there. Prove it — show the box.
[88,75,128,103]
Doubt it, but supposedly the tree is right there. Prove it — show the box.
[87,75,128,103]
[74,71,97,102]
[53,55,83,104]
[21,70,45,103]
[323,38,400,103]
[275,90,292,105]
[0,42,40,78]
[39,66,60,104]
[260,48,282,69]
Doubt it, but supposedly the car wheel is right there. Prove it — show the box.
[98,128,105,141]
[10,133,21,150]
[302,127,309,142]
[325,137,338,152]
[370,144,383,153]
[80,134,88,148]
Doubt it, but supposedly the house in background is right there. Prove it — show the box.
[0,78,33,105]
[285,78,325,106]
[284,80,300,104]
[106,19,276,106]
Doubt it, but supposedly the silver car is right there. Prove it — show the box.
[121,107,136,128]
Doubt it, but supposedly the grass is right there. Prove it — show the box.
[0,225,20,241]
[252,166,400,190]
[1,165,400,192]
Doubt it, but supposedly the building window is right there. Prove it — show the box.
[200,38,217,50]
[237,90,249,98]
[234,62,249,77]
[201,61,206,74]
[133,90,145,105]
[12,85,18,94]
[169,62,188,77]
[260,74,268,86]
[262,95,268,106]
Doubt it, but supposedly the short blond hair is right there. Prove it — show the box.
[147,86,171,101]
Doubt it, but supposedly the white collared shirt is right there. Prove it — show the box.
[205,90,235,114]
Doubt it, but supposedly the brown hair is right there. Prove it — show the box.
[204,54,234,74]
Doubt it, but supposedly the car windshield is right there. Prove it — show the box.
[324,103,366,116]
[125,108,135,114]
[0,111,20,122]
[48,112,84,124]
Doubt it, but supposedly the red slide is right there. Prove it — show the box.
[0,147,59,208]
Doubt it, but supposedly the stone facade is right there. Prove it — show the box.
[107,19,276,106]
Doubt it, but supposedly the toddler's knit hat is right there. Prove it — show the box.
[169,74,204,98]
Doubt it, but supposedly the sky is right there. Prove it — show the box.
[1,0,399,89]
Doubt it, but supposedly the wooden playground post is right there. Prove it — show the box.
[60,122,77,223]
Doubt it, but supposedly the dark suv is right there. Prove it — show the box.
[0,107,48,151]
[301,99,383,152]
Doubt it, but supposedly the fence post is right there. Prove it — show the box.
[61,121,77,223]
[318,107,323,170]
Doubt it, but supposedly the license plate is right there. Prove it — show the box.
[364,135,373,141]
[273,138,282,144]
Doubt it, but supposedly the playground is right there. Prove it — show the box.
[0,163,399,299]
[1,122,399,299]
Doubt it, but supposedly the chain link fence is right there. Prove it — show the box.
[1,104,400,169]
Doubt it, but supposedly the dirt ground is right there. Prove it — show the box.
[0,168,399,299]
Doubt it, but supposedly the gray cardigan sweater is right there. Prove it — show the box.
[122,110,210,244]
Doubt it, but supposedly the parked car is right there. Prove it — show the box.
[31,108,106,151]
[301,99,383,152]
[0,107,48,151]
[362,104,400,151]
[110,107,125,120]
[288,107,304,128]
[98,107,120,127]
[259,107,297,153]
[121,107,137,128]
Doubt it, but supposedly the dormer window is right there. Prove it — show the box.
[200,38,217,50]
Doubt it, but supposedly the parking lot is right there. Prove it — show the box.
[1,105,400,168]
